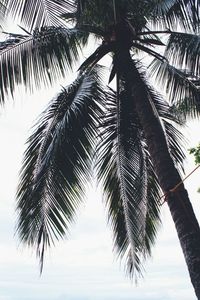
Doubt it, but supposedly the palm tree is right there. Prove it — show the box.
[1,0,200,297]
[0,0,8,24]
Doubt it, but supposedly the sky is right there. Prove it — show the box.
[0,76,200,300]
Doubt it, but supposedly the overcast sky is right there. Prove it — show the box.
[0,73,199,300]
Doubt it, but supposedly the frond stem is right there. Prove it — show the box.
[137,30,171,36]
[0,36,32,56]
[116,51,135,263]
[112,0,117,24]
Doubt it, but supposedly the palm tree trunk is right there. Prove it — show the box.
[135,87,200,299]
[118,49,200,299]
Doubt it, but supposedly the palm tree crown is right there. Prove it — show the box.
[0,0,200,294]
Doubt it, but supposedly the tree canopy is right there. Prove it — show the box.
[0,0,200,294]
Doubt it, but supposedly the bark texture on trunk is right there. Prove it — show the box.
[117,48,200,299]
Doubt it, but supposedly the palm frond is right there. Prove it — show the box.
[136,37,165,46]
[150,0,178,17]
[149,0,200,31]
[0,0,8,24]
[127,59,186,170]
[150,58,200,117]
[165,32,200,76]
[96,56,186,278]
[0,27,81,103]
[79,42,115,72]
[163,119,186,170]
[8,0,75,31]
[131,42,166,61]
[96,87,161,279]
[148,88,186,172]
[0,31,28,51]
[16,66,105,271]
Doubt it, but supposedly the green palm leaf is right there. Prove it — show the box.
[150,0,177,17]
[150,0,200,31]
[16,67,104,271]
[148,88,186,171]
[96,62,185,277]
[150,58,200,117]
[96,86,161,278]
[0,27,81,103]
[165,32,200,76]
[8,0,75,31]
[0,0,8,23]
[127,59,186,168]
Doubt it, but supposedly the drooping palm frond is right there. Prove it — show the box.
[96,86,161,279]
[96,55,187,278]
[149,0,200,31]
[0,27,82,103]
[148,88,186,172]
[163,119,186,170]
[150,0,177,18]
[150,58,200,117]
[16,66,105,271]
[131,42,166,61]
[8,0,75,31]
[165,32,200,76]
[131,60,186,169]
[79,42,115,72]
